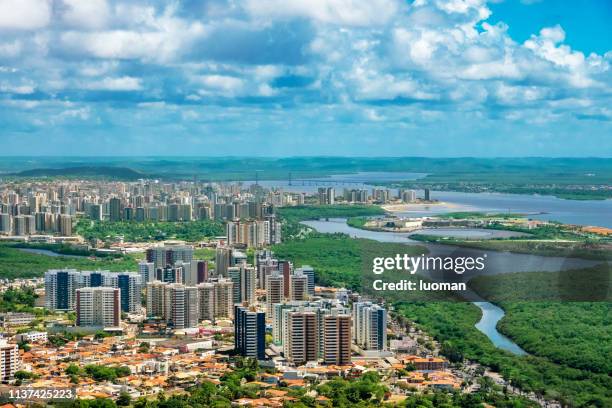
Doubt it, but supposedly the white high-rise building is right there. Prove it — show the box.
[146,281,167,319]
[0,339,20,381]
[197,278,234,321]
[352,302,387,351]
[164,284,199,329]
[139,262,156,283]
[76,287,121,328]
[228,264,256,304]
[295,266,315,295]
[266,271,284,315]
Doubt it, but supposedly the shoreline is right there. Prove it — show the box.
[382,202,469,213]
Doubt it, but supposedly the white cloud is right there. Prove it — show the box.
[59,0,110,29]
[0,83,35,94]
[0,40,22,57]
[244,0,400,26]
[84,76,142,91]
[199,75,244,95]
[0,0,51,30]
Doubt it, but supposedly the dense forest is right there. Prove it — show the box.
[0,243,139,279]
[75,219,225,242]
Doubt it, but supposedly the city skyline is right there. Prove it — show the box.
[0,0,610,157]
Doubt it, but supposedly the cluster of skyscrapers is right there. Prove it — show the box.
[42,242,388,365]
[44,269,141,327]
[226,217,282,248]
[0,190,74,236]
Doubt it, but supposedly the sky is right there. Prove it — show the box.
[0,0,610,157]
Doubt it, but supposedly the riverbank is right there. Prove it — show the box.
[382,201,471,213]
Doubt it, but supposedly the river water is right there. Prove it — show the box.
[302,218,601,355]
[247,172,612,228]
[16,248,87,258]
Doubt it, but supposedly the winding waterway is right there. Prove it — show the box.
[302,218,599,355]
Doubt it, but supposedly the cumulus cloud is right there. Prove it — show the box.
[244,0,400,26]
[0,0,51,30]
[83,76,142,91]
[59,0,110,29]
[0,0,610,155]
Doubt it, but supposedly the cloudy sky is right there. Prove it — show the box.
[0,0,610,156]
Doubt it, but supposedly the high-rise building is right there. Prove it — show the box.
[278,260,292,298]
[353,302,387,351]
[266,271,284,315]
[139,262,156,283]
[234,306,265,360]
[400,189,416,203]
[424,188,431,201]
[323,314,352,365]
[197,283,215,321]
[109,197,122,221]
[146,281,166,319]
[318,187,335,205]
[226,219,273,248]
[215,246,231,277]
[156,265,183,284]
[290,271,309,301]
[146,244,194,270]
[165,284,199,329]
[0,339,20,381]
[286,311,318,365]
[295,266,315,295]
[105,272,142,313]
[76,287,121,328]
[59,214,72,236]
[196,260,209,284]
[228,264,256,304]
[0,213,11,234]
[45,269,82,311]
[197,278,234,321]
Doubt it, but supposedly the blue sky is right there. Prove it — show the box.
[0,0,610,157]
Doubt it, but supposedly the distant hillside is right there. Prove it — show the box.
[12,166,146,180]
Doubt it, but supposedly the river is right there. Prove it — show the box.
[16,248,87,259]
[302,218,600,355]
[246,172,612,228]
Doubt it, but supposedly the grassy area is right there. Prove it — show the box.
[0,243,140,279]
[75,219,225,242]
